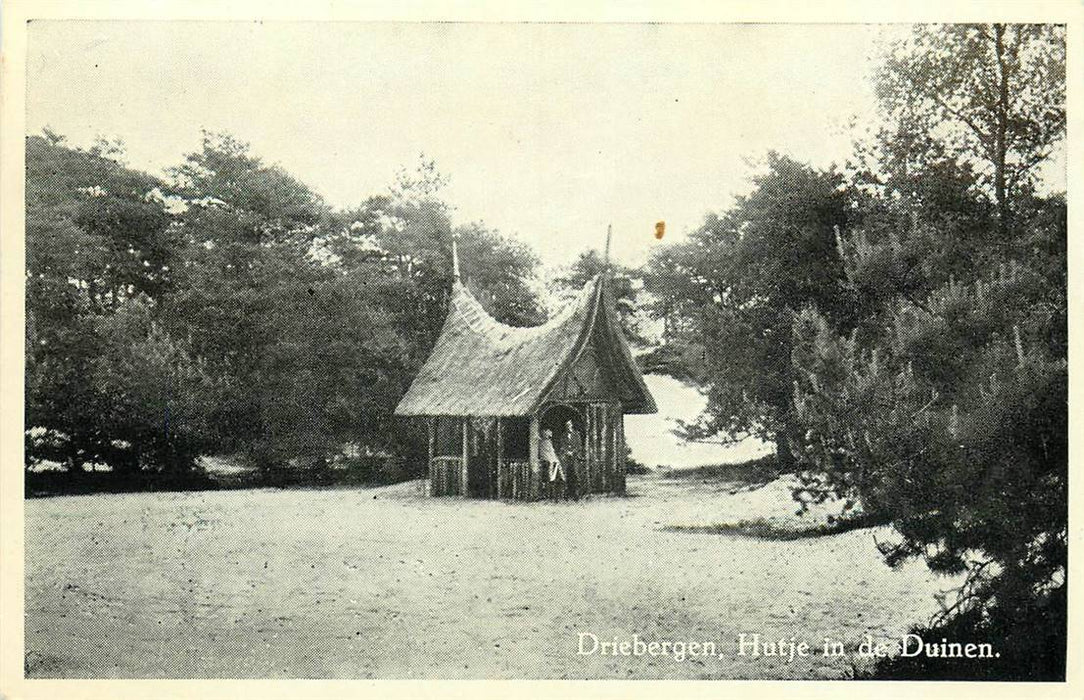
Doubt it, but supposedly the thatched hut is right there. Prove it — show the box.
[394,265,656,500]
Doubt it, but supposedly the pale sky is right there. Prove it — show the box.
[28,21,907,268]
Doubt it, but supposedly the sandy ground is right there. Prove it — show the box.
[25,471,960,679]
[625,375,774,469]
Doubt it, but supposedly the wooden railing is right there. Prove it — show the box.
[430,456,463,496]
[497,459,537,501]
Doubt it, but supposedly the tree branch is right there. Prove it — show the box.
[932,94,993,152]
[1006,148,1053,189]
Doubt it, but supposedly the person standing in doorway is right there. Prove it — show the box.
[539,428,564,500]
[561,419,584,499]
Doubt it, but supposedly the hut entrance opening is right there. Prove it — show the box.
[540,403,583,437]
[541,403,587,499]
[433,418,460,458]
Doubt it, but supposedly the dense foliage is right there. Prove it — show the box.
[645,23,1066,679]
[551,249,646,344]
[25,133,543,482]
[644,154,853,465]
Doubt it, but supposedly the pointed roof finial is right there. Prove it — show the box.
[604,223,612,269]
[451,230,461,282]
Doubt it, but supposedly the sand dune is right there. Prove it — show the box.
[625,375,773,469]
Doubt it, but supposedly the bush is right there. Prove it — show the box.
[26,467,218,497]
[871,584,1065,681]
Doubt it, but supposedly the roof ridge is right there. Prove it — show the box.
[451,277,597,349]
[395,273,655,417]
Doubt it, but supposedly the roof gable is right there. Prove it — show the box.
[394,275,656,417]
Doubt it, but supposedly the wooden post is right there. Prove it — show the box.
[427,418,435,497]
[461,418,470,497]
[585,405,594,494]
[600,405,606,490]
[598,405,604,491]
[611,403,620,496]
[617,409,626,495]
[495,418,504,499]
[600,403,609,492]
[590,405,597,494]
[599,404,606,491]
[611,405,620,494]
[598,405,607,494]
[528,413,539,501]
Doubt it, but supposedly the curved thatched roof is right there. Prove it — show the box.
[394,275,656,417]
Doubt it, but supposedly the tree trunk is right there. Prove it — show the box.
[994,23,1010,236]
[775,430,794,470]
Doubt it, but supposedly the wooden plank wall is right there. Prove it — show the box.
[427,419,435,497]
[427,408,625,500]
[582,402,622,495]
[461,419,469,498]
[430,456,462,496]
[494,459,530,500]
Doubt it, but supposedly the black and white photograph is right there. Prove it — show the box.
[1,2,1079,696]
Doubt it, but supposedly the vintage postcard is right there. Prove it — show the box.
[1,1,1081,699]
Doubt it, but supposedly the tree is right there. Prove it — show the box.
[791,196,1067,679]
[25,133,175,473]
[94,299,223,473]
[169,131,328,247]
[874,24,1066,234]
[162,132,336,471]
[789,23,1067,679]
[552,249,644,343]
[644,153,853,466]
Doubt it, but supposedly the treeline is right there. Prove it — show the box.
[641,24,1066,680]
[25,22,1066,679]
[26,131,544,486]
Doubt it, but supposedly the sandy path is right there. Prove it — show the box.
[25,474,957,679]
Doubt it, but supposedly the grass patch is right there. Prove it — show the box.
[663,513,883,541]
[661,454,783,485]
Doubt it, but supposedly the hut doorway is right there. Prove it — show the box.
[540,403,584,435]
[540,403,586,498]
[467,419,498,498]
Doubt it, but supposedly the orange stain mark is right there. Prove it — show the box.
[654,221,666,240]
